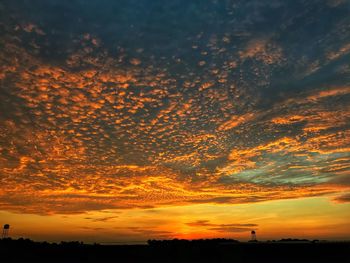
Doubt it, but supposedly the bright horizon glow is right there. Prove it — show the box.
[1,196,350,243]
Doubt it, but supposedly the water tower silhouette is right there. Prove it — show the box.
[250,230,257,242]
[2,224,10,238]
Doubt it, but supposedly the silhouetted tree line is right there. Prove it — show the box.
[0,237,340,248]
[0,237,53,248]
[0,237,99,247]
[148,238,239,247]
[1,237,349,263]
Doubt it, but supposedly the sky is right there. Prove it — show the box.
[0,0,350,243]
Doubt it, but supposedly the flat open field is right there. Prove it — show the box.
[1,239,349,263]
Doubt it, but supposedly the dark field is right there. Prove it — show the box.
[1,238,349,263]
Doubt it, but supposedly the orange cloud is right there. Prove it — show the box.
[0,9,349,218]
[218,113,256,131]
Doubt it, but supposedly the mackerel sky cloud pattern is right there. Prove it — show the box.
[0,0,350,216]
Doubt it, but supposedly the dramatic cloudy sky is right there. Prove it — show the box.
[0,0,350,242]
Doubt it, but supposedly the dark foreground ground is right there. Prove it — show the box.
[1,238,349,263]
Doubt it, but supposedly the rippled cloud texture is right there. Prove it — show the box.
[0,0,349,221]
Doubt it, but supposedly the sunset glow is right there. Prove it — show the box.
[0,0,350,243]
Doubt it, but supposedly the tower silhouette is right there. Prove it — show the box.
[2,224,10,238]
[250,230,257,242]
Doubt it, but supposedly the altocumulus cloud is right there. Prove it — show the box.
[0,0,349,214]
